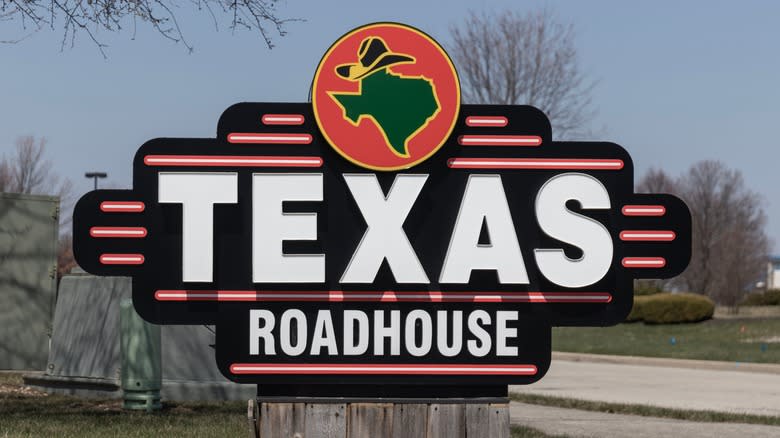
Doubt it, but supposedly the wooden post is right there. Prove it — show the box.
[249,401,509,438]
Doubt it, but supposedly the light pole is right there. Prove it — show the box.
[85,172,107,190]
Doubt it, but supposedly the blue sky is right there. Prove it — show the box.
[1,0,778,249]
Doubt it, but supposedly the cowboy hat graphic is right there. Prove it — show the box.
[336,36,416,81]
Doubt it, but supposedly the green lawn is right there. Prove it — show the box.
[553,317,780,363]
[510,393,780,427]
[1,374,561,437]
[0,373,246,438]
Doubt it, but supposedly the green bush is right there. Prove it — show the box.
[741,289,780,306]
[625,296,647,322]
[627,293,714,324]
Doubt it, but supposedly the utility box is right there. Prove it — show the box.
[0,193,59,370]
[120,298,162,410]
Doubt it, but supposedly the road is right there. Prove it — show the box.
[510,354,780,417]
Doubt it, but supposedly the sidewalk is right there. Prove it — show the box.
[511,354,780,416]
[510,402,780,438]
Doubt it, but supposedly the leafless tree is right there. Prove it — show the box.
[637,168,677,194]
[57,233,76,281]
[1,136,76,275]
[638,162,770,308]
[450,9,596,139]
[0,157,12,192]
[3,136,73,201]
[0,0,297,55]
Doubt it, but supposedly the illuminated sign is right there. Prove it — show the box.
[73,23,691,396]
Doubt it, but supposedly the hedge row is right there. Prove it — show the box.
[627,293,714,324]
[741,289,780,306]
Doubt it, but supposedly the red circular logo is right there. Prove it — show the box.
[312,23,460,171]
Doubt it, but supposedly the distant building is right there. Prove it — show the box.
[768,256,780,289]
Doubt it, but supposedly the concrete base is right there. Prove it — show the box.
[24,374,255,402]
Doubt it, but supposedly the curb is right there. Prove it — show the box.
[552,351,780,375]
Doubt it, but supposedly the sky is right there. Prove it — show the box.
[1,0,778,250]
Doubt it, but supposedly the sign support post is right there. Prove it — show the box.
[250,399,510,438]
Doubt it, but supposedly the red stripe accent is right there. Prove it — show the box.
[621,205,666,216]
[458,135,541,146]
[229,363,537,376]
[465,116,508,127]
[447,158,624,170]
[143,155,323,168]
[100,253,145,265]
[619,230,676,241]
[261,114,305,126]
[100,201,145,213]
[227,133,312,144]
[622,257,666,268]
[90,227,147,238]
[154,290,612,303]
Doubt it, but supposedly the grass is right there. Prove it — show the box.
[0,373,246,438]
[553,317,780,363]
[510,425,568,437]
[510,393,780,427]
[0,373,563,437]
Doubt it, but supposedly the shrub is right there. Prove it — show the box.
[625,296,647,322]
[741,289,780,306]
[627,293,714,324]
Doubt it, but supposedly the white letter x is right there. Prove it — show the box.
[340,174,429,284]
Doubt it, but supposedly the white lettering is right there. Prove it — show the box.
[158,172,237,282]
[373,310,401,355]
[467,310,492,357]
[341,174,429,284]
[253,174,324,283]
[249,309,275,355]
[280,309,307,356]
[440,175,529,284]
[310,310,338,355]
[343,310,369,355]
[534,173,613,288]
[496,311,518,356]
[405,309,432,357]
[436,310,463,357]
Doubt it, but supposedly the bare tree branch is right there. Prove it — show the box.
[639,161,771,308]
[1,136,74,221]
[450,9,597,139]
[0,0,298,54]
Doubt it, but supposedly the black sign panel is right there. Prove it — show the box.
[72,22,692,396]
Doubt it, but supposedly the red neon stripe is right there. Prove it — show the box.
[621,205,666,216]
[465,116,508,127]
[100,201,145,213]
[154,290,612,303]
[447,158,624,170]
[90,226,147,238]
[230,363,537,376]
[458,135,541,146]
[100,253,145,265]
[619,230,676,241]
[622,257,666,268]
[143,155,323,168]
[227,133,312,144]
[261,114,305,126]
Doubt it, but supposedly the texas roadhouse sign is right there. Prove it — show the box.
[73,23,691,397]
